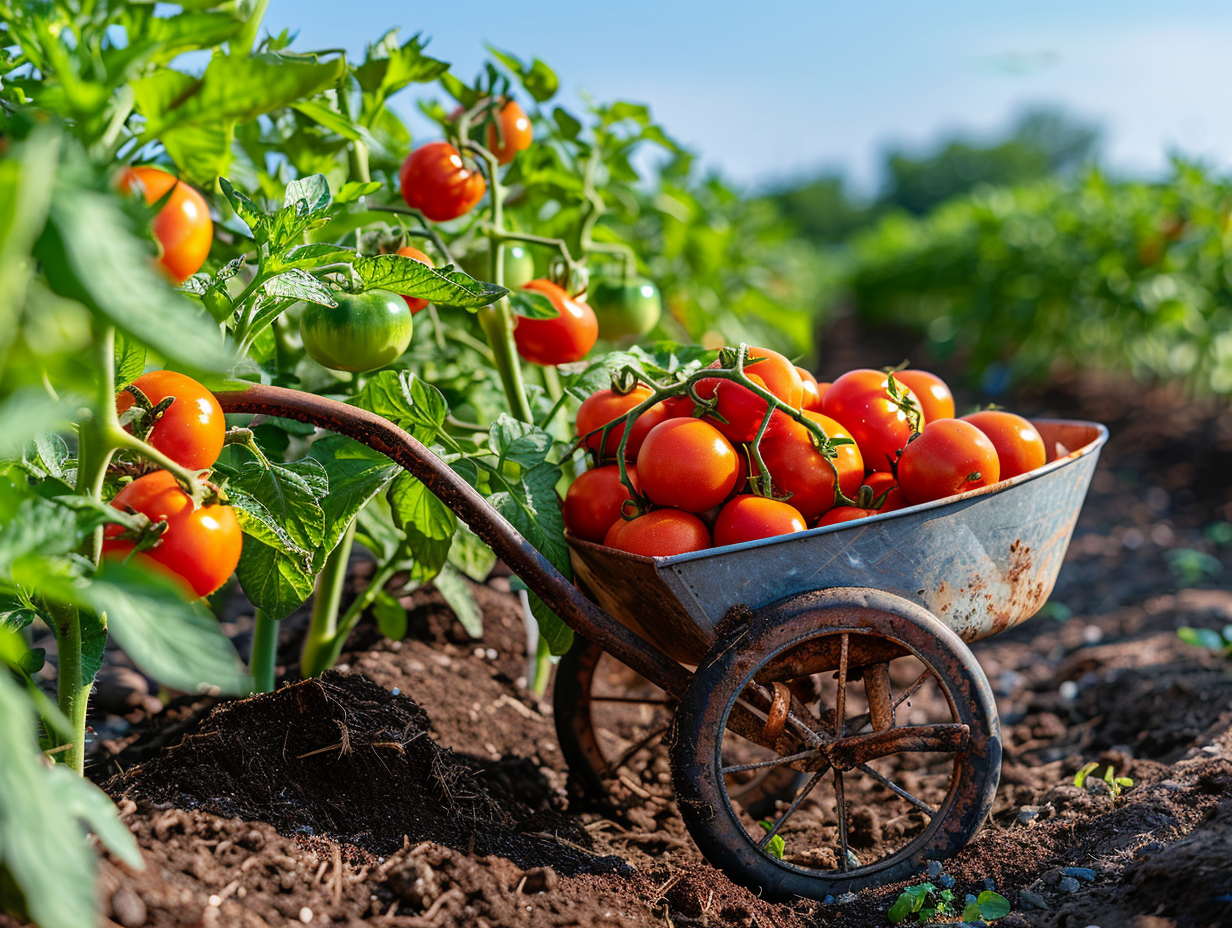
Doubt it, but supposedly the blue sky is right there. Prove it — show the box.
[265,1,1232,193]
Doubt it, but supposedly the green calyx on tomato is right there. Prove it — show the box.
[300,289,413,373]
[589,275,662,341]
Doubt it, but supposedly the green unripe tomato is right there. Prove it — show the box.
[300,290,413,373]
[459,243,536,290]
[589,276,662,341]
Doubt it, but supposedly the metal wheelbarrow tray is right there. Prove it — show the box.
[569,419,1106,665]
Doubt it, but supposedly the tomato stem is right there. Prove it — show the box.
[299,518,357,678]
[48,601,90,776]
[250,609,280,694]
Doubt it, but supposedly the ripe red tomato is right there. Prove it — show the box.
[115,370,225,470]
[564,465,639,543]
[395,245,434,313]
[576,385,669,460]
[604,508,711,557]
[487,99,533,165]
[514,279,599,365]
[103,471,241,598]
[714,346,803,410]
[895,369,955,422]
[694,373,772,444]
[961,410,1045,479]
[636,418,740,513]
[758,412,864,522]
[817,506,878,527]
[821,369,925,473]
[897,420,1000,505]
[713,495,806,547]
[118,166,213,284]
[399,142,486,222]
[662,394,696,419]
[796,367,826,412]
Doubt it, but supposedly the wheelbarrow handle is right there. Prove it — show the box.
[215,384,691,697]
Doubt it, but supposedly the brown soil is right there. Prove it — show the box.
[10,357,1232,928]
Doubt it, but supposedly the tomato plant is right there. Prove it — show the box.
[103,471,241,599]
[897,420,1001,504]
[396,246,434,313]
[576,385,670,460]
[115,370,225,470]
[301,290,414,373]
[118,166,213,283]
[486,99,533,164]
[400,141,487,221]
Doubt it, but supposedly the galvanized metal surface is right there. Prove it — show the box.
[571,420,1106,663]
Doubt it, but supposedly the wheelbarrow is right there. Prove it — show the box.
[218,385,1106,900]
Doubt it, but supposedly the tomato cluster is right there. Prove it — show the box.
[562,353,1053,558]
[106,371,241,598]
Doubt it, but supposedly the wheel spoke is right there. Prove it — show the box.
[601,722,669,776]
[834,633,849,737]
[722,748,818,775]
[834,768,850,872]
[735,696,826,748]
[758,767,826,850]
[857,763,937,817]
[893,668,932,710]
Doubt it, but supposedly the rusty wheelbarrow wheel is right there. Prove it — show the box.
[670,588,1001,900]
[555,636,801,817]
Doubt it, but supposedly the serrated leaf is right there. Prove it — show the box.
[447,523,496,582]
[335,181,383,203]
[0,391,69,461]
[219,176,266,237]
[488,414,553,469]
[79,607,106,690]
[434,563,482,638]
[222,459,326,575]
[352,254,507,307]
[350,370,448,439]
[235,537,316,621]
[87,562,251,694]
[261,269,337,305]
[508,289,560,320]
[354,31,449,107]
[0,497,79,575]
[283,174,331,213]
[308,435,398,568]
[278,243,355,270]
[0,608,38,634]
[114,330,147,387]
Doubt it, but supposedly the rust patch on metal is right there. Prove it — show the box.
[823,723,970,770]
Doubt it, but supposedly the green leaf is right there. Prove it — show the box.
[159,123,232,188]
[283,174,331,213]
[308,436,398,568]
[976,891,1011,920]
[335,181,383,203]
[389,473,456,582]
[0,607,38,634]
[508,289,560,320]
[553,107,582,140]
[0,391,69,461]
[434,564,482,638]
[79,607,106,690]
[353,254,508,307]
[354,31,449,108]
[235,537,316,621]
[447,523,497,582]
[488,46,558,102]
[350,370,448,439]
[372,590,407,641]
[113,330,147,388]
[291,100,378,147]
[962,902,982,923]
[0,668,102,928]
[1073,761,1099,789]
[136,52,347,140]
[489,414,553,468]
[278,243,355,270]
[261,269,337,306]
[1178,626,1227,652]
[888,893,913,924]
[439,72,481,109]
[219,176,266,237]
[86,562,251,695]
[36,180,231,371]
[0,497,79,575]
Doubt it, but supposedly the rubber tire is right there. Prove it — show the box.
[669,587,1002,900]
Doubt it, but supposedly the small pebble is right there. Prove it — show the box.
[1042,868,1063,887]
[391,687,400,696]
[824,895,835,906]
[1063,867,1097,882]
[1059,680,1079,701]
[939,874,955,889]
[486,648,499,660]
[984,878,996,892]
[111,887,146,928]
[1058,877,1081,894]
[927,860,943,878]
[1016,806,1040,825]
[836,893,858,904]
[299,907,313,923]
[1020,890,1049,909]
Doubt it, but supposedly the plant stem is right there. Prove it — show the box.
[309,558,399,673]
[299,519,356,677]
[250,610,279,693]
[49,602,89,775]
[532,636,552,697]
[234,0,271,55]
